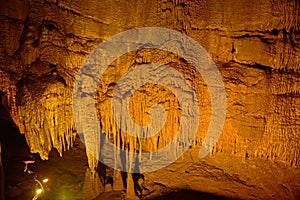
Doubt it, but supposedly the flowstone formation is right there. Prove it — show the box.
[1,0,300,199]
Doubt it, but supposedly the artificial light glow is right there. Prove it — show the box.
[42,178,48,183]
[36,188,42,194]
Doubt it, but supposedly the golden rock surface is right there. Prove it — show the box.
[0,0,300,199]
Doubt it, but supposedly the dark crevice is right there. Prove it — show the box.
[250,63,273,74]
[231,33,274,44]
[232,33,251,39]
[179,2,186,8]
[53,74,67,86]
[274,93,300,98]
[229,61,273,74]
[39,21,58,32]
[271,28,279,36]
[276,67,300,75]
[44,23,56,31]
[231,42,236,54]
[49,64,58,71]
[230,28,300,45]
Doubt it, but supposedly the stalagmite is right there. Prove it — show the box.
[126,173,137,200]
[113,170,124,191]
[82,168,104,200]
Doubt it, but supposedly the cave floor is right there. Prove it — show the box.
[3,133,239,200]
[5,135,224,200]
[2,120,300,200]
[4,134,87,200]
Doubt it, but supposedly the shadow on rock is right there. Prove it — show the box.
[149,189,239,200]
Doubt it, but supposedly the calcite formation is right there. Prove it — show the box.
[1,0,300,199]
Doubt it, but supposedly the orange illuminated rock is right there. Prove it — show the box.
[0,0,300,199]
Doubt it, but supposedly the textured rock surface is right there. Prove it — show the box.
[1,0,300,199]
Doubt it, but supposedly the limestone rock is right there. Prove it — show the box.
[0,0,300,199]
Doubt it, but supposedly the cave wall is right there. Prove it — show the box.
[0,0,300,199]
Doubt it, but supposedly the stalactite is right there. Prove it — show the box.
[17,82,76,159]
[0,70,22,131]
[1,1,300,198]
